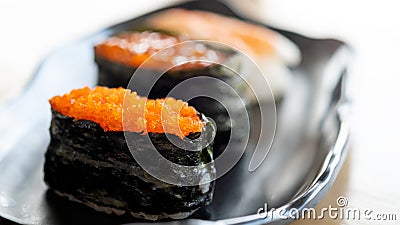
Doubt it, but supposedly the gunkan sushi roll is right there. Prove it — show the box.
[94,30,247,156]
[94,30,234,89]
[44,86,216,220]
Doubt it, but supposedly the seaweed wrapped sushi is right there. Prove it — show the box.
[44,86,216,220]
[94,30,235,90]
[94,31,247,156]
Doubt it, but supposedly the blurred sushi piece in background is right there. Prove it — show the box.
[147,8,301,98]
[94,31,248,156]
[94,30,234,89]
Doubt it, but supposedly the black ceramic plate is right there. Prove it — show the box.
[0,1,351,224]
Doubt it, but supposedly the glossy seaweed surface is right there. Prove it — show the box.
[0,0,351,224]
[44,110,215,220]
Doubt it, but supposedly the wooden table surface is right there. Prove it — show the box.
[1,0,399,224]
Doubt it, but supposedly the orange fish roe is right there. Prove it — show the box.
[94,31,222,71]
[49,86,204,138]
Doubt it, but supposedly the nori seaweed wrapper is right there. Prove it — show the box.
[44,110,216,220]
